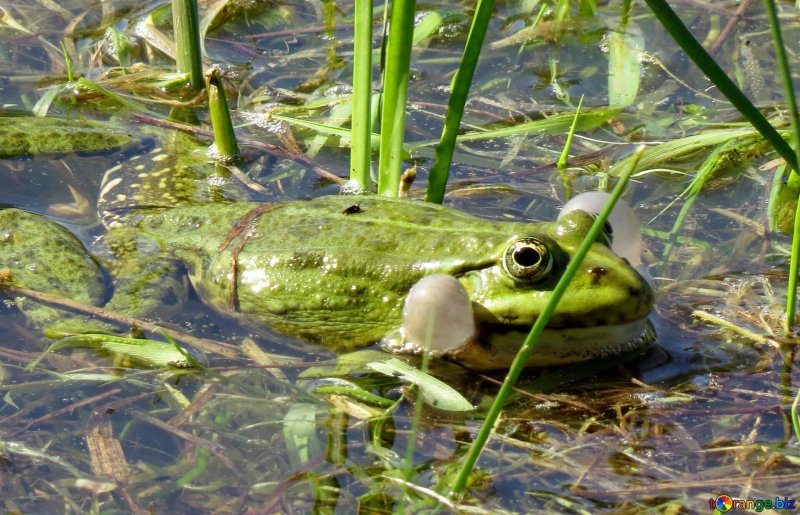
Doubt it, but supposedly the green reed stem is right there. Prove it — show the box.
[206,68,240,162]
[172,0,203,91]
[792,387,800,443]
[558,96,584,171]
[377,0,416,196]
[556,96,585,199]
[349,0,373,191]
[643,0,798,175]
[449,147,646,498]
[59,41,73,82]
[762,0,800,330]
[788,199,800,329]
[426,0,495,204]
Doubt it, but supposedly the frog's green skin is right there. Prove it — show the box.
[2,119,655,369]
[0,117,133,158]
[92,137,654,368]
[0,209,106,333]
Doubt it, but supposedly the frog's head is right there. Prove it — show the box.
[400,196,655,370]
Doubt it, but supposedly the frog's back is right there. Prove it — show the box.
[0,116,134,158]
[177,195,523,349]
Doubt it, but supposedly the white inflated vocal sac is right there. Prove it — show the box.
[559,191,643,267]
[402,273,477,352]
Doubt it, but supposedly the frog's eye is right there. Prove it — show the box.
[502,236,563,285]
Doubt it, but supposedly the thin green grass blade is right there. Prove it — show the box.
[401,338,432,510]
[557,95,584,170]
[556,95,584,198]
[28,334,199,370]
[426,0,495,204]
[59,41,73,82]
[449,146,646,498]
[642,0,798,174]
[793,388,800,442]
[377,0,416,196]
[787,191,800,328]
[314,384,394,407]
[75,78,153,113]
[349,0,373,191]
[608,126,772,177]
[411,107,618,150]
[307,100,352,159]
[768,163,788,233]
[761,0,800,329]
[172,0,203,91]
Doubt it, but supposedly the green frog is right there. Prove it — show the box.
[1,118,654,369]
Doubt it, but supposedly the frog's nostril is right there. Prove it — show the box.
[588,266,607,285]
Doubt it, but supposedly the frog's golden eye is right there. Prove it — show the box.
[502,236,564,285]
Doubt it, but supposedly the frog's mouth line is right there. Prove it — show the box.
[442,318,656,370]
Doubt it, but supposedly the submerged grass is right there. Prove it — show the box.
[643,0,797,174]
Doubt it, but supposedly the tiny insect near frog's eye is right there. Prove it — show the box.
[502,236,563,285]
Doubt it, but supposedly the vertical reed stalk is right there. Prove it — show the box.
[377,0,416,196]
[426,0,495,204]
[172,0,203,91]
[349,0,373,191]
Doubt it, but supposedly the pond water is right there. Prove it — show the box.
[1,0,800,512]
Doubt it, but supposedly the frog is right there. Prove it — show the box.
[1,117,655,370]
[0,208,107,335]
[0,116,134,158]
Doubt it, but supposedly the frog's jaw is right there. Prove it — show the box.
[440,319,655,370]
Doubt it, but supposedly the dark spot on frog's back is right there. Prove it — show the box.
[341,204,362,215]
